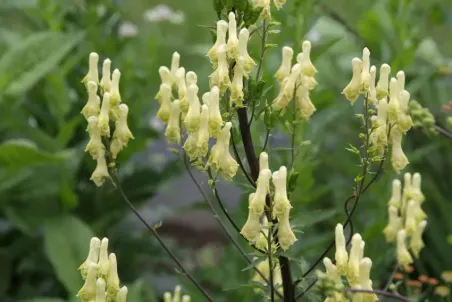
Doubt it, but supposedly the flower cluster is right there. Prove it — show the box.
[319,224,378,302]
[82,53,134,186]
[383,172,427,269]
[342,48,413,173]
[163,285,191,302]
[240,152,296,251]
[77,237,128,302]
[273,41,318,120]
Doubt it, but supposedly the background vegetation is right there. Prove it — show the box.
[0,0,451,301]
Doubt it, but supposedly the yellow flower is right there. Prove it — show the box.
[111,104,134,159]
[95,278,106,302]
[323,257,339,279]
[79,237,101,279]
[434,285,450,297]
[299,41,317,77]
[277,204,296,251]
[368,65,377,105]
[82,52,99,87]
[184,84,201,133]
[90,149,109,186]
[81,81,100,120]
[206,86,223,136]
[100,58,112,93]
[369,97,388,156]
[252,259,283,295]
[207,20,228,66]
[156,84,172,123]
[272,166,291,218]
[397,230,413,270]
[410,220,427,258]
[359,258,378,302]
[170,52,180,85]
[360,48,371,93]
[164,99,181,145]
[116,286,128,302]
[227,12,239,59]
[441,271,452,283]
[230,57,245,107]
[209,44,230,92]
[335,223,349,275]
[347,234,362,285]
[183,131,198,161]
[77,264,98,301]
[388,179,402,208]
[98,238,110,277]
[156,67,172,102]
[107,253,120,299]
[196,105,210,158]
[342,58,363,104]
[240,193,262,242]
[275,46,293,86]
[259,152,269,171]
[391,127,409,173]
[85,116,105,159]
[273,63,302,113]
[249,169,272,215]
[383,205,402,243]
[238,28,255,74]
[273,0,287,10]
[295,77,316,120]
[110,69,122,115]
[98,93,112,137]
[376,64,391,99]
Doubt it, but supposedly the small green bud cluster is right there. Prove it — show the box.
[409,100,437,136]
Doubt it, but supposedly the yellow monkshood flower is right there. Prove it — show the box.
[111,104,134,159]
[95,278,107,302]
[170,51,180,85]
[227,12,239,59]
[410,220,427,258]
[238,28,255,74]
[249,169,272,215]
[396,229,413,270]
[342,57,363,104]
[100,58,112,93]
[360,48,371,93]
[184,84,201,133]
[165,99,182,145]
[82,81,100,120]
[207,20,228,66]
[383,205,402,243]
[240,193,261,243]
[230,57,246,107]
[275,46,293,86]
[196,104,210,158]
[83,52,99,86]
[376,64,390,99]
[358,258,378,302]
[90,149,110,186]
[79,237,101,279]
[299,41,317,77]
[335,223,348,275]
[206,86,223,136]
[391,126,409,173]
[156,66,172,102]
[156,84,172,123]
[209,44,230,92]
[347,234,363,285]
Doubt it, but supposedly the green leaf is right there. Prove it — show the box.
[44,215,94,295]
[0,0,37,8]
[0,31,84,96]
[127,279,158,302]
[0,139,67,170]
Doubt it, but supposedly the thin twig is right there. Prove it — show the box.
[109,170,213,301]
[262,128,271,152]
[268,220,275,302]
[344,288,411,302]
[183,156,284,299]
[434,124,452,140]
[255,20,268,82]
[383,263,399,291]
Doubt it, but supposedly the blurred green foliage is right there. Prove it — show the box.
[0,0,452,301]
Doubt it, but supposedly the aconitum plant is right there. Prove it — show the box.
[78,0,430,301]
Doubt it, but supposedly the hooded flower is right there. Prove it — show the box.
[410,220,427,258]
[238,28,255,74]
[342,57,363,104]
[207,86,223,136]
[83,52,99,87]
[164,99,182,144]
[110,104,134,159]
[295,76,316,120]
[79,237,101,279]
[209,44,231,92]
[196,104,210,158]
[240,193,262,242]
[396,229,413,270]
[230,57,246,107]
[358,258,378,302]
[376,64,391,99]
[335,223,348,275]
[347,234,363,285]
[156,67,172,102]
[85,116,105,159]
[90,149,110,186]
[391,126,409,173]
[227,12,239,59]
[100,59,112,93]
[369,97,389,156]
[208,122,238,179]
[82,81,101,119]
[156,84,172,123]
[207,20,228,66]
[383,205,402,243]
[299,41,317,77]
[273,63,302,113]
[184,84,201,133]
[275,46,294,86]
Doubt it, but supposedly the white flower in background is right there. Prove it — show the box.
[118,22,138,37]
[143,4,185,24]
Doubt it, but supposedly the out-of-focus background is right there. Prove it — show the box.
[1,0,452,301]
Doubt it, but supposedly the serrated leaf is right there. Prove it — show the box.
[0,31,84,96]
[0,139,67,170]
[44,215,94,295]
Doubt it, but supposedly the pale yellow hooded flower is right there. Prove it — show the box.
[196,104,210,158]
[90,149,110,186]
[209,44,231,92]
[391,127,409,173]
[410,220,427,258]
[383,205,402,243]
[82,81,101,119]
[376,64,391,99]
[100,58,112,93]
[342,58,363,104]
[275,46,294,86]
[335,223,348,275]
[83,52,99,87]
[207,86,223,136]
[156,84,172,123]
[396,229,413,270]
[164,99,182,144]
[184,84,201,133]
[238,28,255,74]
[207,20,228,66]
[227,12,239,59]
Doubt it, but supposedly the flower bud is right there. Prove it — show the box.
[207,20,228,66]
[79,237,101,279]
[95,278,106,302]
[347,234,362,285]
[173,285,182,302]
[100,59,112,93]
[165,99,182,145]
[396,229,413,270]
[410,220,427,258]
[182,295,191,302]
[90,149,110,186]
[207,86,223,136]
[323,257,339,279]
[368,65,377,105]
[238,28,255,73]
[163,292,172,302]
[196,105,210,158]
[83,52,99,87]
[158,66,172,89]
[300,41,317,77]
[98,92,111,137]
[184,84,201,133]
[342,58,363,104]
[383,205,402,243]
[275,47,294,86]
[359,258,378,302]
[227,12,239,59]
[82,81,101,119]
[376,64,391,99]
[335,224,348,274]
[391,127,409,173]
[175,67,188,112]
